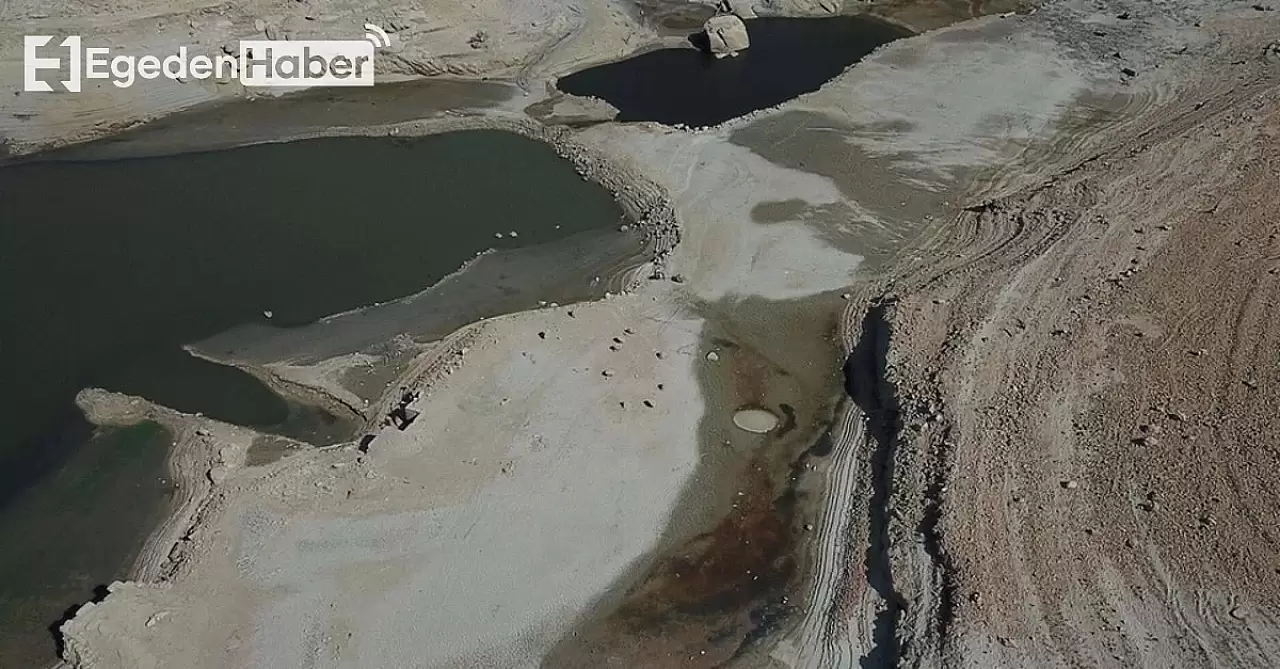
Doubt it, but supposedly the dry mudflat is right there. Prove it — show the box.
[6,0,1280,668]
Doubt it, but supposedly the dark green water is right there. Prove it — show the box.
[0,130,625,665]
[0,421,173,664]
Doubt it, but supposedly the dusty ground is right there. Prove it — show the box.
[863,25,1280,666]
[7,0,1280,667]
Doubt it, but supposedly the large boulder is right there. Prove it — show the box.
[704,15,750,58]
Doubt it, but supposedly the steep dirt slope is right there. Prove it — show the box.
[859,32,1280,668]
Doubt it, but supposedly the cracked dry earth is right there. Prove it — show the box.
[865,67,1280,667]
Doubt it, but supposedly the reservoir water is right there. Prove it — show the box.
[0,130,627,665]
[557,17,910,127]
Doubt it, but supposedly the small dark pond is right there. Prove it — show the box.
[557,17,910,127]
[0,130,626,666]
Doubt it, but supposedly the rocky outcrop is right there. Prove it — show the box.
[704,15,750,58]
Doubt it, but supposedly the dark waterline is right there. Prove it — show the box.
[0,130,625,665]
[556,17,910,127]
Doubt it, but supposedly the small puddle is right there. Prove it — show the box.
[557,17,910,127]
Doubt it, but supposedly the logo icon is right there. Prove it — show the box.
[23,36,82,92]
[363,24,391,49]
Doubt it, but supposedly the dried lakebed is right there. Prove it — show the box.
[0,130,637,667]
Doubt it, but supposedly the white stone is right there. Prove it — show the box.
[732,408,779,433]
[704,15,750,59]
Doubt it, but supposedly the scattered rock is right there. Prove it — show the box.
[704,15,750,59]
[601,369,614,377]
[144,611,171,628]
[469,30,488,49]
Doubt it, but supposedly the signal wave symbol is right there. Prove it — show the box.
[363,23,391,49]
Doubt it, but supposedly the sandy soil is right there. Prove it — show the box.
[857,19,1280,665]
[14,0,1280,668]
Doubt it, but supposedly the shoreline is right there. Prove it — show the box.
[47,105,681,669]
[22,81,678,666]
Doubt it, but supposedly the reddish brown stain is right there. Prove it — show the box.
[552,334,834,666]
[618,460,796,634]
